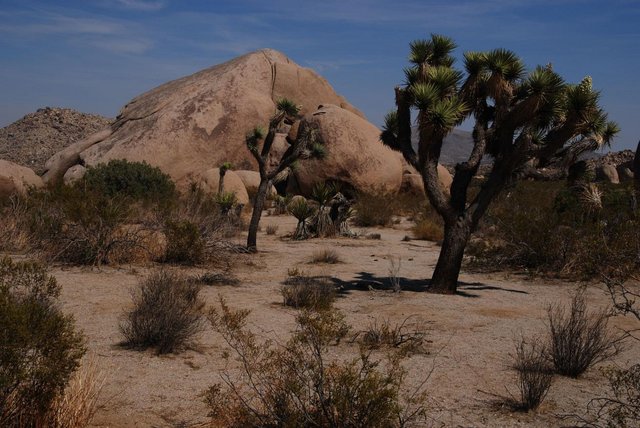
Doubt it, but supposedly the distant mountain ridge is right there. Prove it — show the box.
[411,126,479,165]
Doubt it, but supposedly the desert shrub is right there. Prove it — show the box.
[510,337,553,411]
[547,292,624,378]
[353,316,428,355]
[468,181,640,279]
[586,364,640,427]
[412,217,444,242]
[308,248,342,264]
[205,300,428,427]
[24,185,144,265]
[82,159,176,205]
[270,194,292,215]
[281,272,336,310]
[0,257,86,425]
[214,191,238,215]
[265,224,278,235]
[0,196,31,253]
[120,270,205,354]
[164,220,204,265]
[353,191,396,227]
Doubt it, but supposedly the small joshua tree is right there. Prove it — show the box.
[288,198,316,240]
[218,162,233,195]
[245,99,324,252]
[383,34,619,293]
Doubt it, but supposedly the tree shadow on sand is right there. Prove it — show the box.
[329,272,529,298]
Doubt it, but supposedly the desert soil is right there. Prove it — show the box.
[48,215,638,427]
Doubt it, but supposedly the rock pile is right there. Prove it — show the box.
[0,107,111,175]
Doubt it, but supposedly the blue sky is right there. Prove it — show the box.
[1,0,638,151]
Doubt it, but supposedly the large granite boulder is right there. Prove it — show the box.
[292,104,403,196]
[597,163,620,184]
[43,49,361,184]
[234,170,277,199]
[183,168,249,206]
[0,160,43,198]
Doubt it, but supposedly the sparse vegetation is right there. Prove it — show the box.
[164,219,205,265]
[509,337,553,411]
[120,270,205,354]
[468,181,640,280]
[353,191,396,227]
[353,316,428,355]
[547,292,624,378]
[309,248,342,264]
[412,217,444,242]
[0,257,86,425]
[265,224,278,235]
[205,299,429,427]
[281,272,336,310]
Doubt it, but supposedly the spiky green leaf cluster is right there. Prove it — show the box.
[276,98,301,117]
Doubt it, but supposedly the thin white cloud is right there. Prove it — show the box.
[91,38,154,54]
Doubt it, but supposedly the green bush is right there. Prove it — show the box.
[120,270,205,354]
[205,301,428,427]
[164,220,205,265]
[25,185,139,265]
[0,257,85,424]
[82,159,175,204]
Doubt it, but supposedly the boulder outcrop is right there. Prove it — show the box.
[43,49,361,184]
[293,104,403,196]
[0,160,43,198]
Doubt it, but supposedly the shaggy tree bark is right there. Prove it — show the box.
[383,35,618,293]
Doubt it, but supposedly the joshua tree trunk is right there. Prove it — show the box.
[218,169,226,194]
[246,178,271,252]
[430,217,472,294]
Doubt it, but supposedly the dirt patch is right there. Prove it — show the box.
[44,215,640,427]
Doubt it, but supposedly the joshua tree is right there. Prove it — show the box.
[383,34,619,293]
[245,99,324,252]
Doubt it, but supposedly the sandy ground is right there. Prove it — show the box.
[48,215,639,427]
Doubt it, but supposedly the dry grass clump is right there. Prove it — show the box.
[509,337,553,411]
[44,356,105,428]
[281,271,336,310]
[308,248,342,264]
[120,270,205,354]
[353,316,429,355]
[353,191,396,227]
[547,292,625,378]
[265,224,278,235]
[412,218,444,242]
[204,299,429,427]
